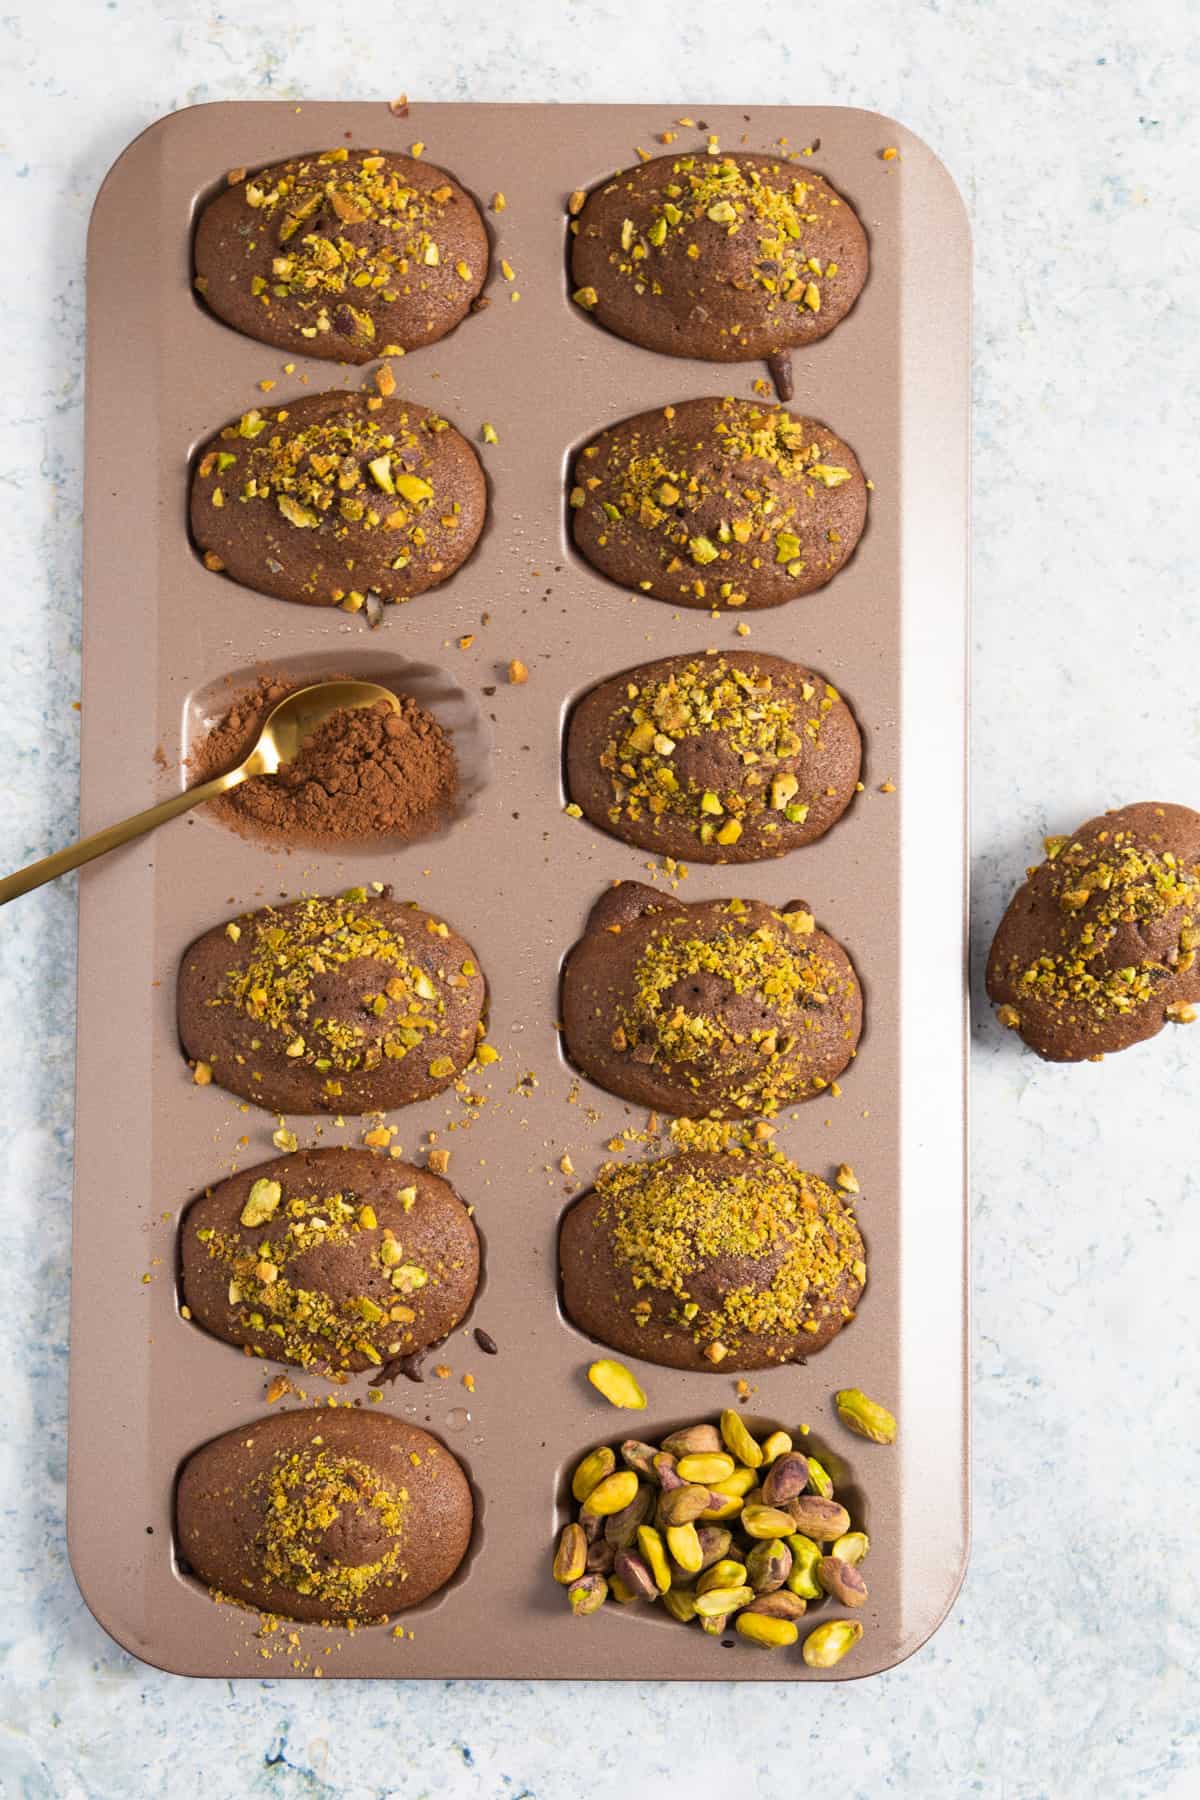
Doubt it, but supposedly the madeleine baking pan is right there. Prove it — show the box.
[70,101,969,1679]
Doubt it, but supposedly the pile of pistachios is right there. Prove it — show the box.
[554,1408,869,1667]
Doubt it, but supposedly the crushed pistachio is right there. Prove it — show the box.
[1001,828,1200,1025]
[583,654,840,851]
[195,1182,439,1371]
[574,397,856,603]
[253,1444,409,1613]
[215,895,457,1077]
[590,1153,865,1351]
[614,900,857,1113]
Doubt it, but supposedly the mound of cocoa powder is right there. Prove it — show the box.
[190,673,458,849]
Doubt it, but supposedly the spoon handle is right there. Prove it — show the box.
[0,767,248,905]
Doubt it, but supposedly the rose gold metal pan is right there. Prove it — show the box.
[70,101,969,1679]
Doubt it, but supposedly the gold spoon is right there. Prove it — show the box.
[0,679,400,905]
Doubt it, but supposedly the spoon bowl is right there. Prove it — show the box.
[0,679,401,905]
[240,679,401,779]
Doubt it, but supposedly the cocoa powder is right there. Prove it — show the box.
[190,673,458,849]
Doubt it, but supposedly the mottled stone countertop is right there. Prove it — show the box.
[1,3,1197,1795]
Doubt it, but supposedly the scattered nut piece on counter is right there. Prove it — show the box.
[553,1413,871,1663]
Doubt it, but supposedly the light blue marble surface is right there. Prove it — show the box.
[1,3,1198,1795]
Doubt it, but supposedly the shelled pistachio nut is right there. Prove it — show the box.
[695,1525,733,1570]
[735,1612,799,1649]
[586,1537,616,1574]
[743,1589,807,1621]
[817,1556,868,1608]
[760,1431,793,1462]
[613,1547,658,1601]
[676,1452,735,1485]
[801,1619,864,1668]
[652,1451,682,1490]
[741,1504,796,1540]
[657,1482,713,1526]
[831,1530,870,1565]
[662,1586,698,1623]
[636,1525,672,1593]
[697,1558,749,1595]
[603,1483,653,1546]
[567,1574,608,1616]
[580,1469,639,1521]
[665,1522,704,1574]
[835,1388,897,1445]
[804,1455,835,1499]
[693,1584,754,1618]
[587,1359,647,1409]
[571,1446,616,1503]
[719,1409,765,1469]
[761,1452,811,1507]
[710,1465,757,1499]
[698,1491,744,1522]
[661,1424,722,1457]
[553,1522,588,1584]
[787,1496,850,1541]
[746,1538,792,1593]
[620,1439,660,1478]
[785,1534,824,1600]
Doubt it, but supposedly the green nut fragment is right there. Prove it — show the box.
[835,1387,897,1445]
[277,493,318,529]
[785,1534,824,1601]
[801,1619,864,1669]
[831,1531,870,1566]
[553,1522,588,1584]
[719,1409,764,1469]
[567,1573,608,1616]
[571,1445,616,1503]
[240,1178,282,1227]
[736,1612,799,1649]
